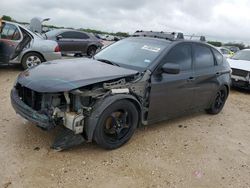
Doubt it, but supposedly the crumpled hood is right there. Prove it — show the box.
[228,59,250,72]
[17,58,138,93]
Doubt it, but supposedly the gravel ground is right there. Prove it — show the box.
[0,65,250,188]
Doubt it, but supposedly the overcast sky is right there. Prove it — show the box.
[1,0,250,43]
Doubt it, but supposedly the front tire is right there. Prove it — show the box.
[94,100,139,149]
[21,52,44,69]
[207,86,228,115]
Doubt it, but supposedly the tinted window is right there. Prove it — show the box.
[0,23,21,40]
[61,31,89,39]
[194,44,214,69]
[166,44,192,71]
[74,32,89,39]
[61,31,75,39]
[212,49,223,65]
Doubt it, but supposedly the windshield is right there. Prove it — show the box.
[94,38,169,69]
[231,50,250,61]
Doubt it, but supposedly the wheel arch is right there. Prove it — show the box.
[84,94,142,142]
[87,44,98,48]
[21,51,46,63]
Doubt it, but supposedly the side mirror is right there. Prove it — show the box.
[56,35,63,40]
[162,63,180,74]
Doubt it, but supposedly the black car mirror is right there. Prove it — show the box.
[162,63,180,74]
[56,35,63,40]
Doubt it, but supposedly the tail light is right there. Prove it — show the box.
[54,45,60,52]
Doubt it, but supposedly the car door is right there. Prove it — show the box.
[147,43,195,123]
[191,43,218,109]
[57,31,76,53]
[0,22,23,63]
[73,32,90,53]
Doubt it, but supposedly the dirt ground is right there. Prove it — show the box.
[0,65,250,188]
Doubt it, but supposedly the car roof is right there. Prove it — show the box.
[54,28,88,33]
[129,36,171,44]
[131,31,215,49]
[130,36,216,51]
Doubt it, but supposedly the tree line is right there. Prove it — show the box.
[1,15,129,37]
[207,41,249,50]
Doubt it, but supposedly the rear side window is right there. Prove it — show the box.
[61,31,75,39]
[212,49,223,65]
[74,32,89,39]
[165,43,192,71]
[193,44,215,69]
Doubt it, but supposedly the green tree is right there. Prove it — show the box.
[207,41,222,47]
[223,42,245,50]
[115,32,129,37]
[2,15,12,21]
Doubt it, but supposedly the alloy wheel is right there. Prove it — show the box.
[103,110,131,141]
[25,55,42,68]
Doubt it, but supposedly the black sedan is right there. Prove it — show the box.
[45,29,103,56]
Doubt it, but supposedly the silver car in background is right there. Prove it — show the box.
[0,21,61,69]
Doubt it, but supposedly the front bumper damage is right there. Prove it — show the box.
[11,88,53,129]
[231,75,250,89]
[11,88,86,150]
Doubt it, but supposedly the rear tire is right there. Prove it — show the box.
[94,100,139,149]
[21,52,44,69]
[87,46,97,57]
[207,86,228,115]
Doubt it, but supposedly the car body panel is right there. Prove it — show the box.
[228,59,250,72]
[17,58,138,93]
[147,71,195,124]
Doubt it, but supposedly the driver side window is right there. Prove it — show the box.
[165,43,192,71]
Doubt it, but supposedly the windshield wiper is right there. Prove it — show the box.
[96,58,120,67]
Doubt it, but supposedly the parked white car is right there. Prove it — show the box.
[0,21,61,69]
[228,49,250,89]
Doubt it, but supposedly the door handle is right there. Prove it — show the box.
[188,77,196,81]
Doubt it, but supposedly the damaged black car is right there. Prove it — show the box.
[11,31,231,150]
